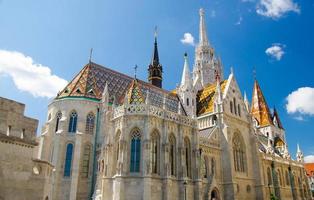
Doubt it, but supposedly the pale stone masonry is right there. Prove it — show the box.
[0,97,53,200]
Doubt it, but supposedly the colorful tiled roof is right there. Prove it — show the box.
[196,80,228,116]
[127,79,145,104]
[304,163,314,176]
[56,62,182,113]
[272,107,284,129]
[251,80,273,127]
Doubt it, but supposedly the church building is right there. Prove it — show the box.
[36,8,311,200]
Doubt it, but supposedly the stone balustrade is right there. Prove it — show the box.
[112,104,196,127]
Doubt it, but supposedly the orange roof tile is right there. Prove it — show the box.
[304,163,314,176]
[251,80,273,127]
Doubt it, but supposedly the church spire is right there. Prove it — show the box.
[180,53,191,87]
[148,27,163,88]
[251,79,273,127]
[199,8,209,46]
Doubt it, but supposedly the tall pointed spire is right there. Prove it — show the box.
[251,79,273,127]
[199,8,209,46]
[148,27,163,88]
[296,143,304,163]
[152,27,159,65]
[180,53,191,87]
[244,91,250,112]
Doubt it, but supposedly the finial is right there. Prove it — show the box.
[244,91,248,101]
[230,66,234,75]
[253,67,257,80]
[89,48,93,63]
[199,8,205,16]
[184,52,188,58]
[154,26,158,42]
[134,65,138,79]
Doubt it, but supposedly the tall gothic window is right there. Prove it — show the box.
[130,129,141,173]
[285,170,290,185]
[68,111,78,133]
[230,101,233,113]
[85,112,95,134]
[267,167,272,185]
[233,133,246,172]
[238,104,241,117]
[201,156,208,178]
[151,131,160,174]
[64,143,74,177]
[116,131,121,161]
[55,111,62,132]
[169,134,176,176]
[184,137,191,178]
[233,97,237,115]
[81,144,91,178]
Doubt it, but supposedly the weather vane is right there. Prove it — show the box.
[89,48,93,63]
[134,65,138,79]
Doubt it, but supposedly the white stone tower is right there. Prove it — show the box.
[193,8,222,90]
[177,53,196,117]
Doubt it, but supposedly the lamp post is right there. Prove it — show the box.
[183,180,188,200]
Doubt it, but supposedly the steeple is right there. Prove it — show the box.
[244,91,250,112]
[193,8,222,89]
[180,53,191,88]
[272,107,284,129]
[148,27,163,88]
[251,80,273,127]
[296,143,304,163]
[199,8,209,46]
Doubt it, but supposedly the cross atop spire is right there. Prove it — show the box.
[199,8,209,46]
[89,48,93,63]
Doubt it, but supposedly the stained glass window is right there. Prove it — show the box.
[55,111,62,132]
[64,143,74,177]
[130,130,141,172]
[68,111,78,133]
[85,112,95,134]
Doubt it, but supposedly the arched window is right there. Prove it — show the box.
[267,167,272,185]
[169,134,176,176]
[238,104,241,117]
[85,112,95,134]
[68,111,78,133]
[151,131,160,174]
[286,171,290,185]
[81,144,91,178]
[130,129,141,172]
[184,137,191,178]
[64,143,74,177]
[230,101,233,113]
[233,133,246,172]
[55,111,62,132]
[116,131,121,161]
[233,97,237,115]
[186,98,189,106]
[278,170,282,186]
[211,157,215,175]
[201,156,208,178]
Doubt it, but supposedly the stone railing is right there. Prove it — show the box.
[112,104,195,127]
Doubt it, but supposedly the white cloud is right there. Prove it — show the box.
[0,50,68,98]
[235,16,243,25]
[265,43,285,60]
[256,0,300,19]
[286,87,314,116]
[293,115,305,121]
[181,33,195,46]
[304,155,314,163]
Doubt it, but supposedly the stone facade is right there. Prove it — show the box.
[32,8,312,200]
[0,97,53,200]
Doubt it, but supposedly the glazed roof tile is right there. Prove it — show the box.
[196,80,228,116]
[250,80,273,127]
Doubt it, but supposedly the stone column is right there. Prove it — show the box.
[69,132,83,200]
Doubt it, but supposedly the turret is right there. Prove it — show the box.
[177,53,196,117]
[296,143,304,163]
[148,29,163,88]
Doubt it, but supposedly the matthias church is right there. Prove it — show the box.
[34,8,311,200]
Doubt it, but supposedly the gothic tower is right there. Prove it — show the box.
[148,30,163,88]
[193,8,222,90]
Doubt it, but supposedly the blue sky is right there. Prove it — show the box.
[0,0,313,161]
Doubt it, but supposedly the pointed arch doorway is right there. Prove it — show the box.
[210,188,220,200]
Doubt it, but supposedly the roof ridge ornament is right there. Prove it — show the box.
[89,48,93,63]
